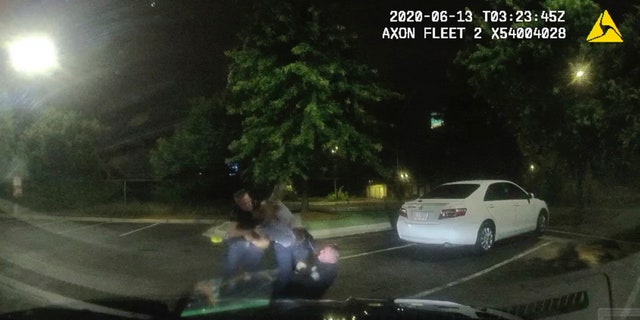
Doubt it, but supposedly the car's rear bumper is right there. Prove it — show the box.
[396,217,479,246]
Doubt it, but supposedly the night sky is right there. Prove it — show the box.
[0,0,634,186]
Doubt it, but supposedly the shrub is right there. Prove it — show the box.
[326,186,349,201]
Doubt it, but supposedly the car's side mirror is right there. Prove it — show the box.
[526,193,534,204]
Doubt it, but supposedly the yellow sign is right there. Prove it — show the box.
[587,10,623,43]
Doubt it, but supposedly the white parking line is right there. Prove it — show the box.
[119,223,160,237]
[340,243,416,260]
[56,222,111,235]
[406,241,553,298]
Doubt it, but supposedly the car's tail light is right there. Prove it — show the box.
[439,208,467,219]
[399,208,408,218]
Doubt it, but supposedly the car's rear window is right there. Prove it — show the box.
[424,184,480,199]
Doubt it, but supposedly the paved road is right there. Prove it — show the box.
[2,213,640,318]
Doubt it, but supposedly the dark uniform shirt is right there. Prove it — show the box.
[229,200,261,231]
[284,261,338,299]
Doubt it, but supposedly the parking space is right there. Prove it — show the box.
[413,233,640,313]
[5,217,110,234]
[4,217,210,237]
[324,232,552,300]
[323,230,640,301]
[4,213,640,315]
[1,216,63,230]
[1,216,219,306]
[4,215,214,251]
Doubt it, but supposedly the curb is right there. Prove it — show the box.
[309,222,392,239]
[201,221,393,241]
[0,198,219,225]
[1,198,393,238]
[0,211,220,225]
[6,214,221,225]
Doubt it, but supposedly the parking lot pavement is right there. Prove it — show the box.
[4,211,640,317]
[321,231,554,300]
[414,233,640,314]
[320,230,640,301]
[0,216,523,304]
[1,217,218,303]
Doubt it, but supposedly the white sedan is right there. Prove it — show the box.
[396,180,549,253]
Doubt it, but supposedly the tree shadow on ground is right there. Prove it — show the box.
[518,239,632,280]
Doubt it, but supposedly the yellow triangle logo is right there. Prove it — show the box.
[587,10,623,43]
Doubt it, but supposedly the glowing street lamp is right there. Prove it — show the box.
[7,35,58,75]
[569,61,590,86]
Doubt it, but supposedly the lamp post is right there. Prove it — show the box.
[398,170,410,198]
[331,146,339,199]
[568,62,591,208]
[5,34,58,198]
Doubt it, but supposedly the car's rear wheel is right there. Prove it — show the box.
[536,211,548,234]
[474,222,495,253]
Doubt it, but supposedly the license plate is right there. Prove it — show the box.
[412,212,429,221]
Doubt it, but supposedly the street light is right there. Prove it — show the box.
[4,34,58,198]
[6,34,58,75]
[569,61,590,85]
